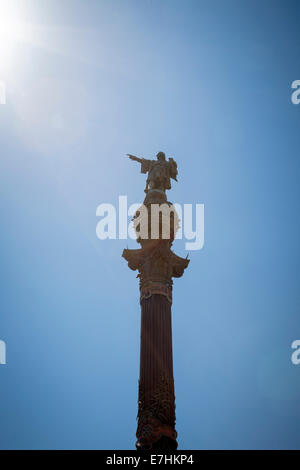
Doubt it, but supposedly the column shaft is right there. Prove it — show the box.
[137,294,177,450]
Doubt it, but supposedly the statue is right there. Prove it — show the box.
[127,151,178,193]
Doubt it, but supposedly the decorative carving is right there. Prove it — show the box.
[140,280,173,304]
[137,375,177,449]
[122,239,189,304]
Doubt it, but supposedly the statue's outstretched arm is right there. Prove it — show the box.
[127,154,143,163]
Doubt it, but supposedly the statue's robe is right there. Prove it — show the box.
[140,158,155,175]
[141,159,171,191]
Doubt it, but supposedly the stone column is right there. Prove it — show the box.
[122,190,189,450]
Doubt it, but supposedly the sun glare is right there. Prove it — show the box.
[0,19,24,41]
[0,2,32,69]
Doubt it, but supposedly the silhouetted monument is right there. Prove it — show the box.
[123,151,189,450]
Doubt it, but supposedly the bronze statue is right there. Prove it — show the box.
[127,152,178,193]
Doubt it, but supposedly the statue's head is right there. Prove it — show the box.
[156,151,166,162]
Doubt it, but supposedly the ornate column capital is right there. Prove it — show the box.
[122,239,189,304]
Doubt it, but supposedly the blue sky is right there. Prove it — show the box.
[0,0,300,449]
